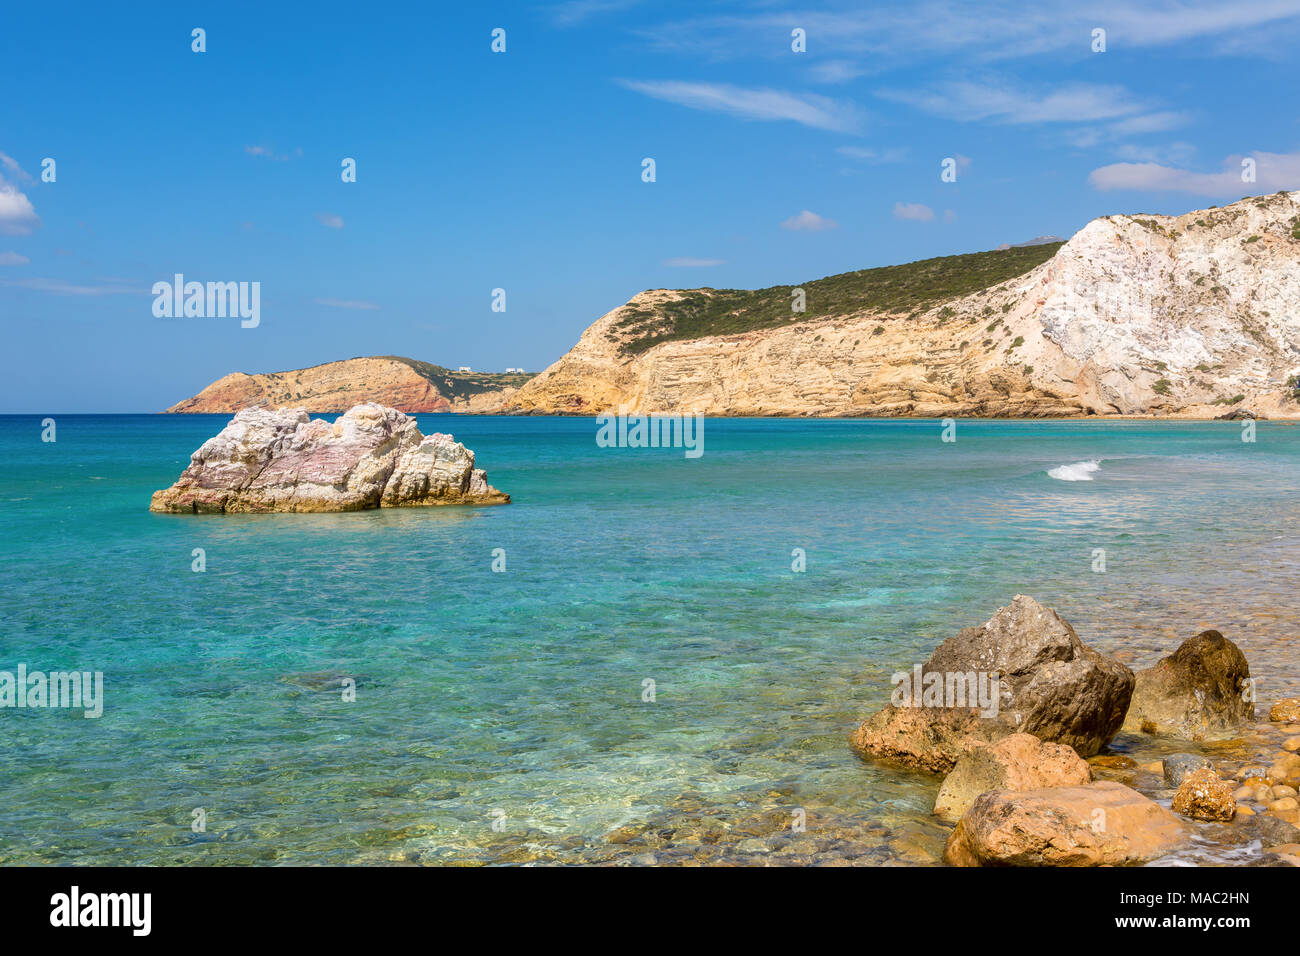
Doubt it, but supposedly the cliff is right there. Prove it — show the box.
[166,356,532,414]
[505,192,1300,418]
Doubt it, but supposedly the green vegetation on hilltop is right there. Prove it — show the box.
[373,356,534,401]
[610,242,1064,355]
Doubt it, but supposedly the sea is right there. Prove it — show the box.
[2,414,1297,865]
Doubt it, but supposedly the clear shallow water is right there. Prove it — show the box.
[2,415,1299,865]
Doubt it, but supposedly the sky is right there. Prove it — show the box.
[3,0,1300,412]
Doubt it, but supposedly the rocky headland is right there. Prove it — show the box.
[506,191,1300,419]
[150,403,508,513]
[166,356,532,415]
[167,193,1300,421]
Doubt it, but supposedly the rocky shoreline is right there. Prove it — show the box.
[150,403,508,513]
[851,595,1300,866]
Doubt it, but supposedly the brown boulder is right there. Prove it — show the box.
[944,781,1186,867]
[921,595,1134,756]
[933,733,1093,823]
[1171,768,1237,821]
[1122,630,1253,739]
[849,706,1009,774]
[853,596,1133,770]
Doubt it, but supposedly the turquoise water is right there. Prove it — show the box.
[2,415,1299,865]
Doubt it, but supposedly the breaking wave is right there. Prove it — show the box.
[1047,459,1101,481]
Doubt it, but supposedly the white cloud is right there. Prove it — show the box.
[663,257,724,267]
[809,59,868,84]
[781,210,838,231]
[1112,141,1198,165]
[635,2,1300,63]
[315,212,344,229]
[1088,150,1300,196]
[0,154,39,237]
[881,80,1146,124]
[550,0,644,25]
[0,251,30,265]
[314,297,379,310]
[893,202,936,221]
[836,145,908,163]
[0,277,144,296]
[245,145,301,162]
[1108,111,1193,135]
[0,153,34,184]
[618,80,863,132]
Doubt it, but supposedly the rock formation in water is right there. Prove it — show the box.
[851,595,1134,769]
[150,403,508,513]
[506,191,1300,418]
[1121,629,1254,739]
[166,356,531,414]
[944,781,1186,866]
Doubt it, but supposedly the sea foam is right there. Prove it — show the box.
[1047,459,1101,481]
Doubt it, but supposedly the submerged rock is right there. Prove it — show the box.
[1171,768,1237,821]
[850,706,1009,774]
[1163,753,1213,788]
[1122,630,1253,739]
[944,781,1186,867]
[852,595,1133,770]
[933,733,1092,823]
[149,403,508,513]
[1272,699,1300,723]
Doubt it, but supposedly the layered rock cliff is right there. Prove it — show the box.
[167,356,530,414]
[506,192,1300,418]
[150,403,508,513]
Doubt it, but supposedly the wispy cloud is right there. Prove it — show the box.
[1088,150,1300,196]
[618,80,863,132]
[634,2,1300,63]
[315,212,344,229]
[0,251,30,266]
[314,297,379,310]
[549,0,645,25]
[836,145,908,163]
[809,60,868,84]
[0,277,145,296]
[0,153,34,184]
[880,79,1146,124]
[893,202,935,222]
[245,145,301,162]
[781,210,838,232]
[663,257,724,267]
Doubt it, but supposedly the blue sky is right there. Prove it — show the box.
[3,0,1300,412]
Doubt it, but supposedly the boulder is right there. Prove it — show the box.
[150,403,508,513]
[1245,813,1300,848]
[1171,768,1236,821]
[944,781,1186,866]
[849,706,1009,774]
[933,733,1092,823]
[1162,753,1213,788]
[853,595,1132,770]
[1121,630,1253,739]
[1272,698,1300,723]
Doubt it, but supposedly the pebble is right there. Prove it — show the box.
[1270,797,1300,812]
[1273,785,1299,799]
[1284,737,1300,753]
